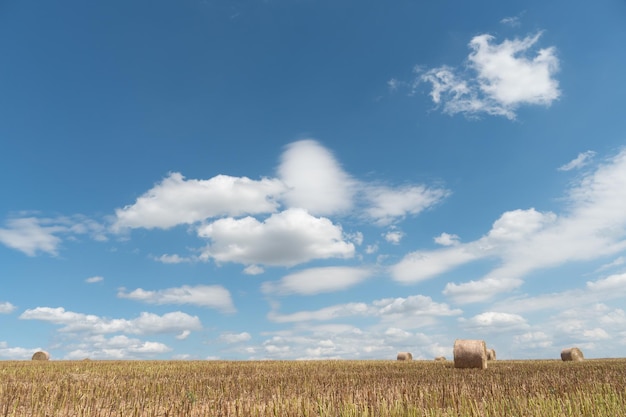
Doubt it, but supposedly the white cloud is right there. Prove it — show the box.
[0,344,45,360]
[243,264,265,275]
[19,307,202,336]
[197,208,354,267]
[219,332,252,344]
[252,325,451,360]
[268,294,460,324]
[176,330,191,340]
[434,232,460,246]
[0,302,16,314]
[384,230,404,244]
[513,331,552,349]
[261,266,374,296]
[392,148,626,302]
[0,215,107,257]
[586,272,626,292]
[391,244,482,284]
[153,254,193,264]
[112,172,285,231]
[460,311,529,332]
[363,184,450,226]
[278,139,356,216]
[117,285,235,313]
[500,16,521,27]
[64,335,172,360]
[558,151,596,171]
[418,31,560,119]
[444,278,523,304]
[0,217,64,256]
[85,276,103,284]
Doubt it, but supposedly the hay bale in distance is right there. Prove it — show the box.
[434,356,447,362]
[487,348,496,361]
[453,339,487,369]
[561,347,584,361]
[396,352,413,361]
[32,351,50,361]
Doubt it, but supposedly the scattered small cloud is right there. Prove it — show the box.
[558,150,596,171]
[219,332,252,344]
[153,254,194,264]
[384,230,404,244]
[243,264,265,275]
[85,276,104,284]
[434,232,460,246]
[401,31,560,119]
[0,302,16,314]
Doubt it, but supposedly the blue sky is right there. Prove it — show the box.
[1,0,626,360]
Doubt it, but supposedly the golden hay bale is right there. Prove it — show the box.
[453,339,487,369]
[396,352,413,361]
[434,356,447,362]
[561,347,584,361]
[31,351,50,361]
[487,348,496,361]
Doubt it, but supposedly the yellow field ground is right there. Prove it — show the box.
[1,359,625,416]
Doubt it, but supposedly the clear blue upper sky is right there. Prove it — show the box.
[1,0,626,360]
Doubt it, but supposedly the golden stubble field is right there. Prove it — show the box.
[1,359,625,416]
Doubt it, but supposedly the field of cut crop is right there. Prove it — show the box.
[1,359,625,416]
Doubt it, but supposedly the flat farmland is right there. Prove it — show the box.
[1,359,625,416]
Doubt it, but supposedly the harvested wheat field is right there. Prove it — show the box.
[1,359,625,416]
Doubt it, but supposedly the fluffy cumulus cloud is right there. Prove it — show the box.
[117,284,236,313]
[278,139,356,216]
[112,173,285,231]
[414,31,560,119]
[262,266,374,296]
[99,139,447,270]
[0,342,45,360]
[392,148,626,303]
[19,307,202,336]
[197,208,355,267]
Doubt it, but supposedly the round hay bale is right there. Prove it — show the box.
[487,348,496,361]
[32,351,50,361]
[434,356,447,362]
[561,347,584,361]
[453,339,487,369]
[396,352,413,361]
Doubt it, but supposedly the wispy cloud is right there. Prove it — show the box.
[407,31,560,119]
[117,285,236,313]
[20,307,202,336]
[85,276,104,284]
[392,149,626,303]
[558,150,596,171]
[262,266,374,296]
